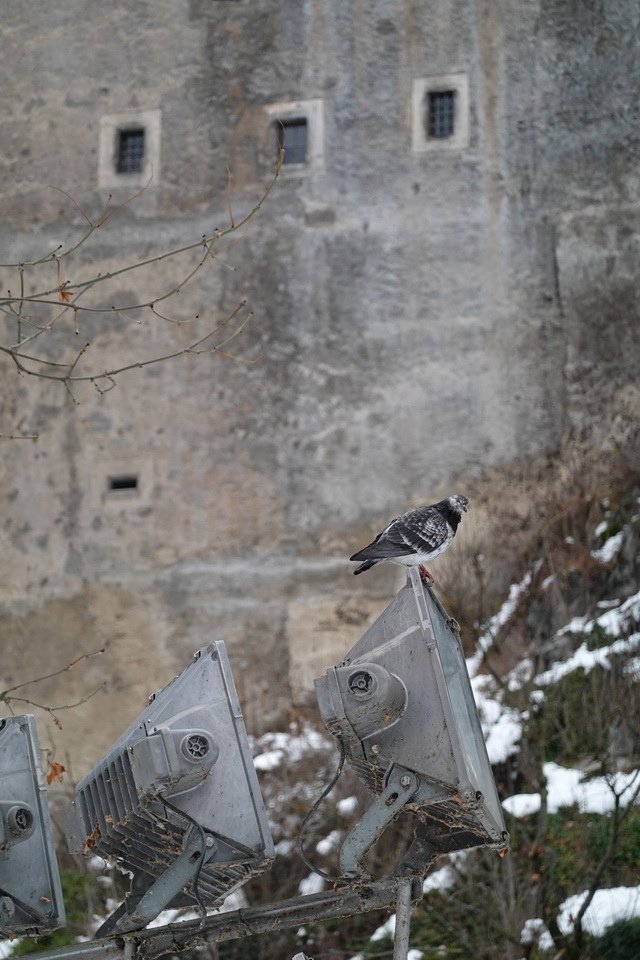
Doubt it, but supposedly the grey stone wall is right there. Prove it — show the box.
[1,0,638,772]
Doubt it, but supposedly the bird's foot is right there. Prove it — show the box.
[419,565,434,583]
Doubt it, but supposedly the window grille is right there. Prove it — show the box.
[277,118,308,165]
[116,128,146,174]
[427,91,456,139]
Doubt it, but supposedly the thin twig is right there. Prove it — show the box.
[0,646,107,697]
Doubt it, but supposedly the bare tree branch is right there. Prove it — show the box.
[1,150,284,435]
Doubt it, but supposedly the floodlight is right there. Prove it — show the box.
[315,568,509,878]
[0,715,66,937]
[66,641,274,937]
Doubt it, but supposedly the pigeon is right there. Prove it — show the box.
[350,495,469,582]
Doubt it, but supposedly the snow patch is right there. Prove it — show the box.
[591,531,624,564]
[467,569,536,677]
[558,885,640,936]
[558,616,588,636]
[472,676,522,763]
[503,792,542,818]
[503,765,640,817]
[0,941,20,959]
[254,750,284,771]
[275,838,296,856]
[624,656,640,680]
[337,795,358,816]
[535,633,640,687]
[298,873,325,895]
[370,914,396,941]
[253,725,333,771]
[423,864,456,892]
[520,917,554,951]
[316,829,341,856]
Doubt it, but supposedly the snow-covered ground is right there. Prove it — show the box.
[522,884,640,951]
[503,764,640,817]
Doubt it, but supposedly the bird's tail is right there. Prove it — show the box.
[353,559,379,575]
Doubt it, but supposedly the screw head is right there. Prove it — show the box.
[371,743,380,755]
[400,775,412,788]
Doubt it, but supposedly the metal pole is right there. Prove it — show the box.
[392,877,413,960]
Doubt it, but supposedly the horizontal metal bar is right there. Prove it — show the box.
[137,878,414,959]
[12,940,123,960]
[22,879,419,960]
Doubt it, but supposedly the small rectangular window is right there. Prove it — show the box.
[427,91,456,139]
[277,118,308,165]
[108,474,139,492]
[116,128,145,174]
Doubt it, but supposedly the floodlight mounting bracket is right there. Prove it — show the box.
[96,825,213,937]
[339,765,419,878]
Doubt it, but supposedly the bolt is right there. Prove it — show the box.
[400,775,412,789]
[205,836,215,848]
[371,744,380,755]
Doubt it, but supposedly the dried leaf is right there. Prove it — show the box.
[59,288,75,302]
[83,822,101,854]
[46,760,66,784]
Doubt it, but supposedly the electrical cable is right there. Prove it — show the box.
[296,738,347,883]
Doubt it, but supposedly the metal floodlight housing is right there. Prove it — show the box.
[315,569,508,877]
[66,641,274,936]
[0,715,66,937]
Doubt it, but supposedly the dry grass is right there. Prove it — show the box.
[435,440,639,641]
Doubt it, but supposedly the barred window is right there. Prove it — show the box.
[277,118,308,165]
[116,128,146,174]
[427,91,456,139]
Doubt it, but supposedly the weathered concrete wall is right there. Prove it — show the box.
[1,0,639,774]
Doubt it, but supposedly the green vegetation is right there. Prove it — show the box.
[12,869,96,955]
[591,917,640,959]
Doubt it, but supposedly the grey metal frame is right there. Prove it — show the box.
[0,715,65,938]
[66,641,274,936]
[315,568,508,873]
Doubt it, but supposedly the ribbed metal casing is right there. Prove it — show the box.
[68,642,274,915]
